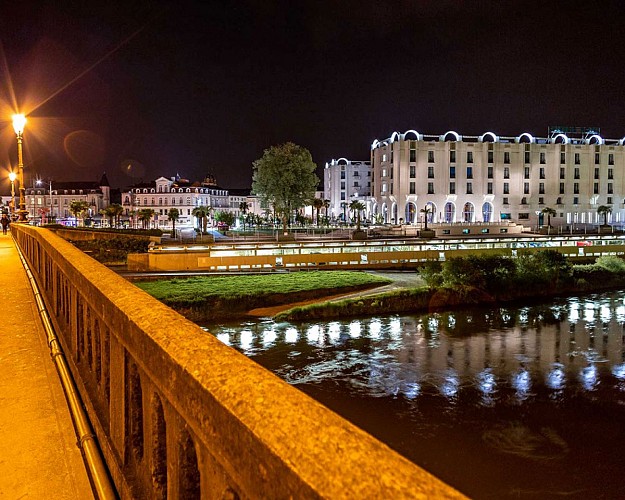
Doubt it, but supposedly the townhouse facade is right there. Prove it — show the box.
[323,158,373,221]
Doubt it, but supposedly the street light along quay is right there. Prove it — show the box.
[12,114,27,221]
[8,171,16,220]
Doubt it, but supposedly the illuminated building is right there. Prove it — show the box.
[323,158,373,221]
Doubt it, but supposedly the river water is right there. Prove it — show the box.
[205,291,625,499]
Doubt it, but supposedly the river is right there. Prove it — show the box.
[204,291,625,499]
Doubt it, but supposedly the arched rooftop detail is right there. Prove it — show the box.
[390,131,401,143]
[402,130,421,141]
[619,137,625,146]
[440,130,461,142]
[371,139,380,149]
[515,132,535,144]
[551,133,569,144]
[337,158,349,165]
[478,131,498,143]
[586,134,604,145]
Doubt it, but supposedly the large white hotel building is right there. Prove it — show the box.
[369,127,625,229]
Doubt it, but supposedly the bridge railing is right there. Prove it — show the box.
[13,225,464,499]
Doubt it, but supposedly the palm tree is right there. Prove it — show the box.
[109,203,124,227]
[541,206,557,227]
[168,208,180,236]
[239,201,249,230]
[420,205,432,231]
[340,202,348,223]
[192,205,210,233]
[323,199,330,225]
[69,200,90,226]
[349,200,366,232]
[597,205,613,226]
[312,198,324,226]
[137,208,155,229]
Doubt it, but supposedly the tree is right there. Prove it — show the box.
[214,210,236,227]
[312,198,324,226]
[69,200,90,225]
[168,208,180,236]
[340,202,348,223]
[101,203,123,227]
[239,201,249,230]
[349,200,366,232]
[420,205,432,231]
[137,208,155,229]
[597,205,612,226]
[323,199,330,224]
[541,206,557,227]
[252,142,319,235]
[192,205,210,233]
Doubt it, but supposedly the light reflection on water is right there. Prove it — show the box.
[205,291,625,499]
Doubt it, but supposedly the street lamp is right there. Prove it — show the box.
[8,172,16,219]
[12,114,27,221]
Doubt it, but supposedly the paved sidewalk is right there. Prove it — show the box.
[0,231,94,498]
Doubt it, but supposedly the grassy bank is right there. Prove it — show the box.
[275,252,625,321]
[135,271,391,321]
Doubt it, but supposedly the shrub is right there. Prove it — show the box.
[595,255,625,273]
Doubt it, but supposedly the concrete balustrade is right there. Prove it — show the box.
[13,225,464,499]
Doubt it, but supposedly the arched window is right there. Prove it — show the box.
[482,202,493,222]
[463,202,474,222]
[444,202,455,223]
[425,202,436,224]
[405,202,416,224]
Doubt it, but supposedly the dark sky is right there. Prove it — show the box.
[2,0,625,190]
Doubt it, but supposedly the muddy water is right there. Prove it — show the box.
[205,291,625,499]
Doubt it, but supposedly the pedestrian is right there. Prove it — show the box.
[1,214,9,235]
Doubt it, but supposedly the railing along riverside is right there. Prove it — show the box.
[13,225,464,499]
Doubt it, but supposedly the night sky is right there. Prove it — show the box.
[2,0,625,190]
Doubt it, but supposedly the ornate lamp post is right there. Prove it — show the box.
[12,114,27,221]
[8,171,16,219]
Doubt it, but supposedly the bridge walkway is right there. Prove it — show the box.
[0,231,94,498]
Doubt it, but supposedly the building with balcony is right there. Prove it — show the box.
[323,158,372,221]
[370,128,625,229]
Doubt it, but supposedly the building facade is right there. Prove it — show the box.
[323,158,372,221]
[371,128,625,229]
[24,173,111,221]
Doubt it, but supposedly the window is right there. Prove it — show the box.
[503,182,509,194]
[504,167,510,179]
[609,153,614,165]
[574,183,579,194]
[575,153,580,165]
[466,166,473,179]
[410,149,416,162]
[559,183,565,194]
[341,192,346,200]
[593,183,599,194]
[390,167,393,179]
[409,182,416,194]
[608,196,613,204]
[523,182,530,194]
[524,151,530,164]
[450,150,456,163]
[428,151,434,163]
[539,167,545,179]
[427,182,434,194]
[410,165,416,178]
[521,197,527,205]
[467,151,473,163]
[428,166,434,178]
[487,182,493,194]
[504,152,510,164]
[539,182,545,194]
[539,197,544,205]
[594,168,600,179]
[487,166,493,179]
[353,181,359,187]
[503,197,509,205]
[449,182,455,194]
[608,183,613,194]
[341,181,346,189]
[595,153,600,165]
[488,151,493,163]
[382,154,387,162]
[573,196,579,205]
[574,168,580,179]
[390,151,394,163]
[560,152,566,164]
[466,182,473,194]
[449,166,456,178]
[560,167,565,179]
[540,152,546,164]
[556,197,562,205]
[341,171,345,179]
[524,167,530,179]
[518,213,529,220]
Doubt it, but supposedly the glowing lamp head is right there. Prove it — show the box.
[9,172,16,182]
[12,114,26,135]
